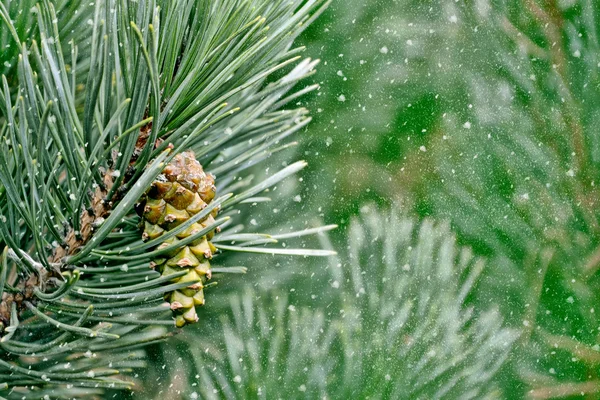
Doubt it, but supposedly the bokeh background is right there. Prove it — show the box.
[295,0,600,398]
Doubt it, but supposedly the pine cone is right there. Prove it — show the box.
[136,152,218,327]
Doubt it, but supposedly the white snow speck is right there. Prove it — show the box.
[380,46,389,54]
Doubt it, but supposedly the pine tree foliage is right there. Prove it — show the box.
[0,1,333,398]
[146,207,518,399]
[6,0,595,398]
[389,1,600,397]
[0,1,94,79]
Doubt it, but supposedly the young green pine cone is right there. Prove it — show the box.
[136,152,218,327]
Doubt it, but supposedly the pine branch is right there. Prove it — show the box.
[145,207,518,399]
[0,0,332,397]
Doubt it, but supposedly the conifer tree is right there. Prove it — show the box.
[0,1,334,398]
[4,0,596,399]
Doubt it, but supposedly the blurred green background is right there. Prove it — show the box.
[297,1,458,221]
[290,0,600,398]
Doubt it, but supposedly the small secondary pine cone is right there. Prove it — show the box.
[136,151,218,327]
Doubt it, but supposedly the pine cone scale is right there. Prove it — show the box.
[137,151,218,327]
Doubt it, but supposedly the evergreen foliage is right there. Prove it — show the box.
[0,1,333,398]
[1,0,599,399]
[144,207,517,399]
